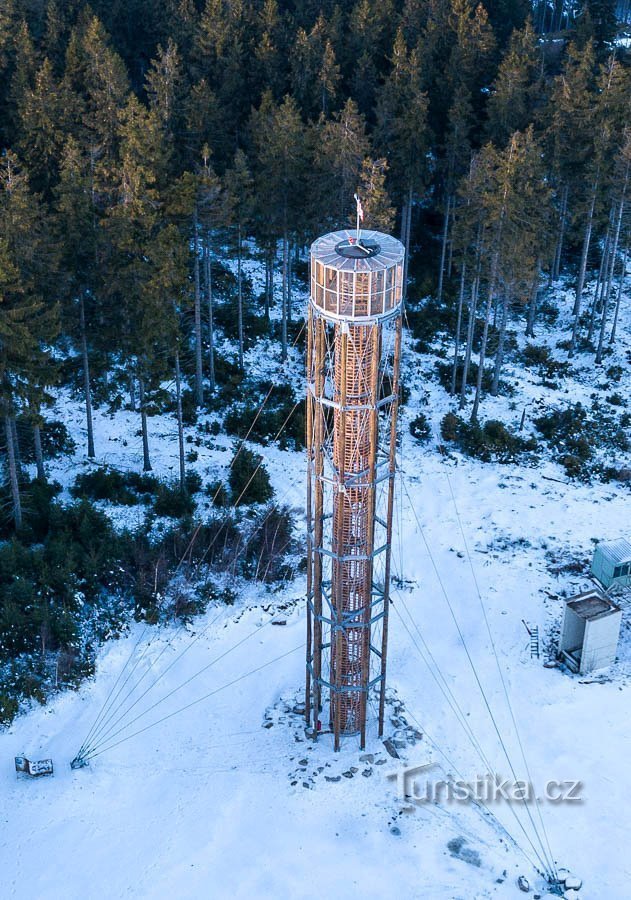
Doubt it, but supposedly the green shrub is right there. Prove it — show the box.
[435,360,514,396]
[440,414,537,463]
[606,365,624,382]
[124,471,161,495]
[441,412,460,442]
[0,476,61,542]
[206,480,229,506]
[534,402,630,480]
[521,343,570,384]
[185,471,203,494]
[16,418,76,462]
[0,500,127,661]
[406,299,456,351]
[180,389,199,425]
[206,354,246,410]
[0,692,19,725]
[241,506,295,582]
[560,455,585,478]
[410,413,432,444]
[228,446,274,505]
[153,481,196,518]
[224,382,305,450]
[538,299,560,325]
[522,344,551,366]
[71,468,137,504]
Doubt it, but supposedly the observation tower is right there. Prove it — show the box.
[305,227,404,750]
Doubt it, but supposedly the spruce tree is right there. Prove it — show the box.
[486,19,540,147]
[0,151,58,526]
[225,150,253,371]
[251,93,308,359]
[55,137,99,458]
[315,98,369,228]
[145,38,186,177]
[376,31,429,288]
[103,96,163,470]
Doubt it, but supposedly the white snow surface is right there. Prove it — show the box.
[2,255,631,899]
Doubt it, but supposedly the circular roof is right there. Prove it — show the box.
[310,229,405,273]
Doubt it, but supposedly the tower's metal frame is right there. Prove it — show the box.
[305,229,404,750]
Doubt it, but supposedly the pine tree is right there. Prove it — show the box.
[290,17,340,118]
[16,57,67,195]
[103,96,163,470]
[43,0,72,74]
[185,78,226,167]
[55,137,99,458]
[486,19,540,147]
[459,129,550,418]
[8,21,38,134]
[251,93,309,359]
[194,0,250,147]
[253,0,286,100]
[199,151,230,393]
[225,150,253,370]
[144,224,189,490]
[145,38,186,177]
[575,0,618,52]
[80,16,130,167]
[316,98,369,228]
[356,158,394,232]
[0,151,59,526]
[376,32,430,289]
[543,41,598,340]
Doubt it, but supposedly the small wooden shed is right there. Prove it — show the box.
[558,588,622,675]
[591,538,631,590]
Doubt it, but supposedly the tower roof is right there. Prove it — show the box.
[310,229,405,273]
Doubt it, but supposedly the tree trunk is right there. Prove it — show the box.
[570,193,598,356]
[447,200,455,277]
[287,242,292,324]
[205,232,215,392]
[281,232,288,362]
[451,262,466,395]
[552,184,569,281]
[174,350,186,493]
[471,289,493,422]
[460,226,483,409]
[526,265,540,338]
[193,205,204,406]
[138,375,152,472]
[33,424,45,480]
[610,242,629,344]
[588,228,611,344]
[573,183,597,318]
[237,221,244,370]
[5,415,22,529]
[491,293,509,396]
[437,195,451,303]
[460,272,479,409]
[596,196,626,364]
[402,185,412,302]
[80,294,95,459]
[129,374,136,411]
[11,417,20,469]
[471,236,501,422]
[264,249,271,322]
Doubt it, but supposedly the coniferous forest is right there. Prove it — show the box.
[1,0,630,722]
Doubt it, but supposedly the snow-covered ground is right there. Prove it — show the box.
[1,259,630,899]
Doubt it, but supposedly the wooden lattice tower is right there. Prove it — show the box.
[305,229,404,750]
